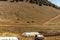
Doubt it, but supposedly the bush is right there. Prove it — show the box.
[36,1,38,4]
[29,0,34,3]
[27,21,30,23]
[19,0,24,1]
[23,0,60,10]
[31,21,35,23]
[39,3,42,6]
[39,0,43,6]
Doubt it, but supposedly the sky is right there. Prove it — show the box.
[48,0,60,7]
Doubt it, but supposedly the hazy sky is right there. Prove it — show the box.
[48,0,60,7]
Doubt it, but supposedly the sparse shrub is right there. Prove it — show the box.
[38,0,43,6]
[19,0,24,2]
[39,31,60,37]
[29,0,35,3]
[27,21,30,23]
[14,0,60,9]
[36,1,38,4]
[9,0,60,9]
[31,21,35,23]
[39,3,42,6]
[10,0,24,2]
[29,0,33,3]
[33,6,34,8]
[15,0,19,2]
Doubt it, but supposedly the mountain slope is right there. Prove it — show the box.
[0,2,59,25]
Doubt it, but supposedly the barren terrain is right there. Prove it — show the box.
[0,1,60,40]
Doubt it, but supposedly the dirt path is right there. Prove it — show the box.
[44,15,60,24]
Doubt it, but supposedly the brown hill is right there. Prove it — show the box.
[0,1,59,25]
[0,1,60,38]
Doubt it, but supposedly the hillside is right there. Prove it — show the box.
[0,1,60,40]
[0,1,60,25]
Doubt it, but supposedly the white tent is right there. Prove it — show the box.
[22,32,40,37]
[0,37,18,40]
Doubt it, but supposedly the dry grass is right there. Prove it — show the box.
[0,2,59,25]
[45,36,60,40]
[0,25,60,36]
